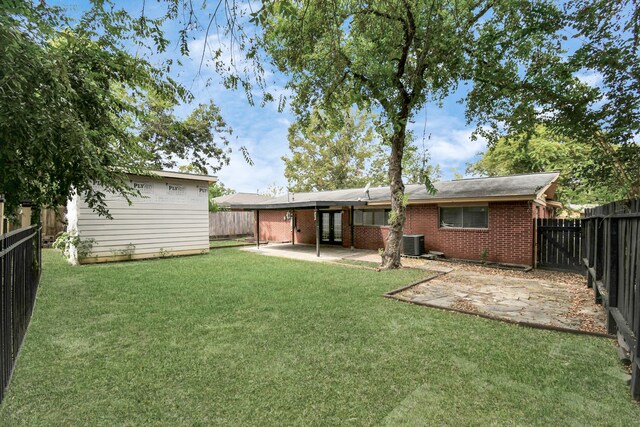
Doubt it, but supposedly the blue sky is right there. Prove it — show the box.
[53,1,544,193]
[176,29,488,193]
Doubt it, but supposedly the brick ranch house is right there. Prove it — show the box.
[231,172,561,266]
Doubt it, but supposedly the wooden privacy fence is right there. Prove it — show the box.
[40,207,66,245]
[583,199,640,399]
[536,218,582,271]
[0,225,42,403]
[209,211,254,238]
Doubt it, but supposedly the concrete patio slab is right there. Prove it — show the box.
[240,243,375,262]
[241,243,453,273]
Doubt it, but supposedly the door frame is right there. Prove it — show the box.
[319,210,343,245]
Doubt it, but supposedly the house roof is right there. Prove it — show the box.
[230,172,560,210]
[213,192,273,206]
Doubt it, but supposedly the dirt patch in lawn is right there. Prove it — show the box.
[389,260,607,335]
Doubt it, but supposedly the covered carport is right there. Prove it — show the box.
[230,199,367,257]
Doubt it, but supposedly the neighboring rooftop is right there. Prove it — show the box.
[213,192,273,207]
[229,172,560,210]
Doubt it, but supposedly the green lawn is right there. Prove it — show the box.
[334,259,381,269]
[1,249,638,426]
[209,239,253,248]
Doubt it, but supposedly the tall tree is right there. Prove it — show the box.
[283,108,379,191]
[466,127,623,204]
[283,107,441,192]
[208,182,235,212]
[563,0,640,198]
[254,1,565,268]
[369,142,442,186]
[261,182,286,197]
[468,0,640,199]
[0,2,238,217]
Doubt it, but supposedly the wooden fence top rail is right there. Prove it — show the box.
[583,212,640,220]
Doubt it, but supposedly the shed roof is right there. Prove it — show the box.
[129,170,217,183]
[230,172,560,210]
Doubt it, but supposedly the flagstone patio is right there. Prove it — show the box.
[393,262,607,334]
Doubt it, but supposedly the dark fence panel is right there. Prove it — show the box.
[0,225,42,403]
[536,218,582,271]
[583,199,640,399]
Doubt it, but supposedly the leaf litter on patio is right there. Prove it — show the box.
[397,260,607,334]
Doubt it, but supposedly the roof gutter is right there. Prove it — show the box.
[230,200,368,210]
[367,195,538,206]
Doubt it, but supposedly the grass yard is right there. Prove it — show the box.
[334,259,381,269]
[209,239,253,248]
[1,249,639,425]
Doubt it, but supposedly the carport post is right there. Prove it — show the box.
[256,209,260,249]
[350,206,355,250]
[315,207,320,257]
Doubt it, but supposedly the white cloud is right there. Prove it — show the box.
[424,129,486,178]
[409,109,488,179]
[428,130,486,163]
[188,34,245,73]
[216,123,291,192]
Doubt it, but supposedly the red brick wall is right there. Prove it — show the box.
[256,202,534,265]
[532,203,555,219]
[341,208,352,248]
[293,210,316,244]
[255,210,292,242]
[403,202,533,265]
[352,225,390,251]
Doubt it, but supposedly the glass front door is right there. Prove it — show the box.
[320,211,342,244]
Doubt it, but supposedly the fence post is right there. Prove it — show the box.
[633,310,640,399]
[585,219,594,288]
[606,218,619,334]
[592,219,602,303]
[0,196,4,235]
[0,220,4,402]
[20,205,31,229]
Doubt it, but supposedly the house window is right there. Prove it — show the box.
[353,209,390,226]
[439,206,488,228]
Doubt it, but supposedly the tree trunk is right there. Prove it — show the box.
[381,120,407,269]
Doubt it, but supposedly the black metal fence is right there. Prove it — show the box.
[583,199,640,399]
[536,218,582,271]
[0,225,42,403]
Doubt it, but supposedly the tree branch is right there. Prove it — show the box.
[335,49,394,114]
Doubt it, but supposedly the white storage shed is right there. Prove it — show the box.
[67,171,215,264]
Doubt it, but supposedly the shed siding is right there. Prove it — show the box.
[76,175,210,263]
